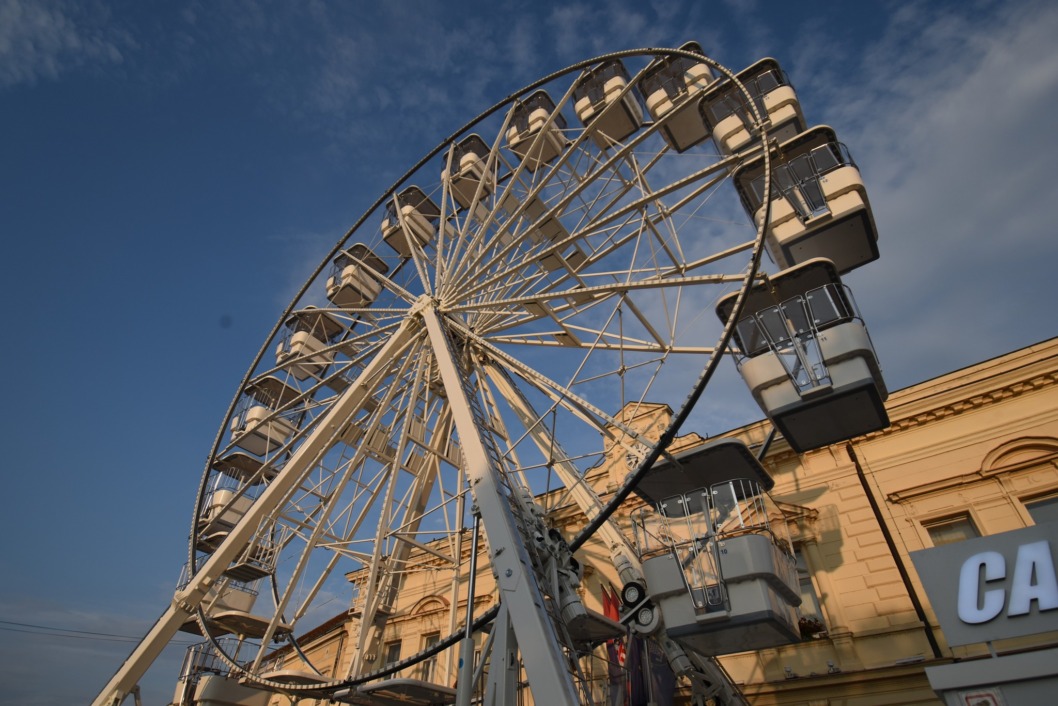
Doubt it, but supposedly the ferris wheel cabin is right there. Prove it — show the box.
[274,305,347,380]
[735,125,879,274]
[506,90,569,172]
[176,565,289,641]
[699,57,805,156]
[176,572,255,636]
[229,375,303,457]
[196,475,254,551]
[640,41,715,152]
[717,258,889,453]
[445,133,493,210]
[196,454,274,553]
[196,477,280,584]
[325,244,389,308]
[175,673,270,706]
[381,186,442,258]
[211,451,275,485]
[631,439,801,654]
[573,59,644,148]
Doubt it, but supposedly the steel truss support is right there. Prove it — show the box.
[421,303,582,706]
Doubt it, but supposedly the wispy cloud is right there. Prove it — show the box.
[0,0,133,88]
[799,0,1058,386]
[165,1,736,166]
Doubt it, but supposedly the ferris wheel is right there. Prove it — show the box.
[95,45,887,706]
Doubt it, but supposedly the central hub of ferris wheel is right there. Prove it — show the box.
[409,292,439,317]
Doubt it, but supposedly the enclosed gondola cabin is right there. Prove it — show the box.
[196,475,253,550]
[633,438,774,507]
[353,679,457,706]
[573,59,644,149]
[734,125,879,274]
[506,90,568,172]
[381,187,441,257]
[223,537,279,583]
[445,134,493,210]
[176,566,289,640]
[178,675,270,706]
[699,57,805,156]
[639,42,715,152]
[212,451,275,485]
[325,244,389,309]
[631,439,801,654]
[229,375,303,457]
[176,578,258,636]
[716,258,889,453]
[275,306,347,380]
[197,455,275,554]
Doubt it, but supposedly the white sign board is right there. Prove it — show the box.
[911,522,1058,647]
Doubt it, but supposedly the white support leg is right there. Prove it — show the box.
[91,318,419,706]
[483,604,520,706]
[421,304,581,706]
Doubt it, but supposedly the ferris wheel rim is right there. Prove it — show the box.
[184,44,775,695]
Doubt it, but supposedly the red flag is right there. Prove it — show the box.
[603,583,619,621]
[603,584,627,705]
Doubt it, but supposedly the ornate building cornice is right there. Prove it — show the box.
[876,370,1058,437]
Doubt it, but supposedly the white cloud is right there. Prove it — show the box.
[269,227,345,310]
[786,1,1058,387]
[0,0,131,88]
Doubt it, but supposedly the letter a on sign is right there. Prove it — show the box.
[1007,540,1058,616]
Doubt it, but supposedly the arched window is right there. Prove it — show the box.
[980,436,1058,529]
[980,437,1058,472]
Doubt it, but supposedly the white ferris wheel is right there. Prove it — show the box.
[95,45,887,706]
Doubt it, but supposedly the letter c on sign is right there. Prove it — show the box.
[958,551,1005,624]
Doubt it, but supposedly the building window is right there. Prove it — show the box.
[795,549,826,638]
[419,633,440,682]
[383,640,402,666]
[1025,493,1058,524]
[924,514,979,546]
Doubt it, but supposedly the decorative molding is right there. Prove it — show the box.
[875,371,1058,438]
[980,436,1058,471]
[887,447,1058,504]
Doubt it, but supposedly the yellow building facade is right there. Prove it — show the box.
[176,337,1058,706]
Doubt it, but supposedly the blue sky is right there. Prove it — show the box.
[2,1,1057,704]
